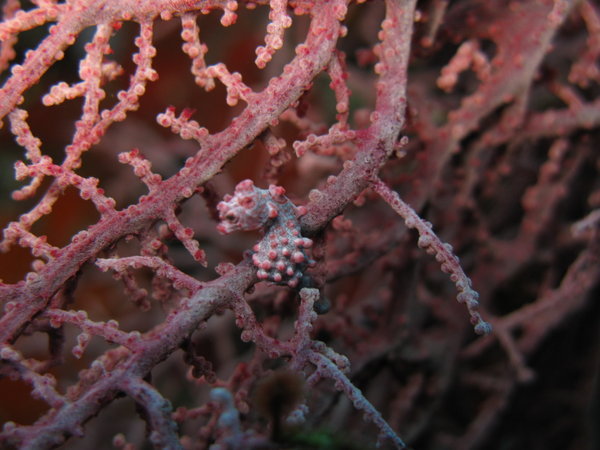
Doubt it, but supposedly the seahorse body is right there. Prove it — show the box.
[217,179,314,288]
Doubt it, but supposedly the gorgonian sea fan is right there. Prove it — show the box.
[1,0,598,449]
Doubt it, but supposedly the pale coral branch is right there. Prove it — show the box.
[571,208,600,236]
[290,288,319,357]
[8,108,41,163]
[0,345,65,409]
[262,130,290,183]
[0,222,60,258]
[371,177,492,335]
[0,3,90,126]
[309,351,407,449]
[62,22,114,168]
[121,377,182,450]
[520,139,573,240]
[232,295,286,359]
[14,158,117,214]
[119,269,152,310]
[420,0,448,48]
[487,318,535,383]
[279,107,323,134]
[231,288,320,366]
[83,20,159,159]
[371,0,414,141]
[0,1,62,42]
[44,309,143,352]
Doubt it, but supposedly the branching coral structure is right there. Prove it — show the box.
[0,0,599,449]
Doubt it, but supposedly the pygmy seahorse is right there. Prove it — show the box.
[216,179,315,288]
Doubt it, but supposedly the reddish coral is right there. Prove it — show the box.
[0,0,598,449]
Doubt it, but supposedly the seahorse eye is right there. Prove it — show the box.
[225,213,238,223]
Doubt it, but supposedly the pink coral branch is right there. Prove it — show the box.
[569,1,600,86]
[1,0,597,448]
[8,109,47,201]
[0,0,235,125]
[180,12,213,90]
[45,309,142,352]
[437,39,490,92]
[206,62,254,106]
[371,177,491,334]
[0,0,21,72]
[118,148,163,189]
[292,123,357,157]
[309,351,407,449]
[157,106,210,144]
[0,0,345,344]
[0,345,65,409]
[96,256,203,293]
[2,264,254,448]
[164,209,207,265]
[299,0,416,235]
[255,0,292,68]
[121,377,182,449]
[326,50,351,124]
[233,285,407,447]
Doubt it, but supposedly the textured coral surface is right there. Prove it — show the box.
[0,1,599,449]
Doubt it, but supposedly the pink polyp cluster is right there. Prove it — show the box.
[217,179,314,288]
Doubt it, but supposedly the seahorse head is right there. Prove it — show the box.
[216,180,273,234]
